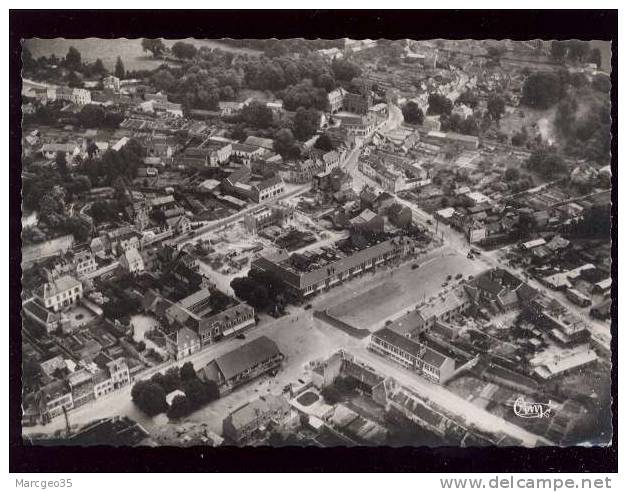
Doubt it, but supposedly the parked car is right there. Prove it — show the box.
[471,248,481,255]
[236,333,246,340]
[304,304,312,310]
[455,273,463,280]
[467,252,474,259]
[426,219,433,225]
[446,274,452,281]
[411,263,420,270]
[441,282,448,287]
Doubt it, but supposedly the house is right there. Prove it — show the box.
[328,88,347,113]
[231,143,265,165]
[74,247,98,278]
[35,275,83,312]
[119,248,145,274]
[388,203,413,228]
[252,175,285,204]
[218,101,245,116]
[103,75,120,92]
[106,358,131,389]
[196,303,256,344]
[197,336,284,393]
[166,326,201,360]
[23,299,61,333]
[222,394,290,444]
[68,369,95,408]
[349,209,384,234]
[41,143,81,161]
[165,215,192,235]
[244,136,274,151]
[37,380,73,423]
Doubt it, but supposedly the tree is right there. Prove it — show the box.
[240,101,273,129]
[331,58,361,82]
[402,101,424,125]
[282,79,329,111]
[231,277,270,310]
[114,56,125,79]
[230,124,248,142]
[131,380,168,416]
[527,148,568,178]
[567,40,590,63]
[457,90,479,109]
[180,362,196,381]
[487,45,506,59]
[79,104,106,128]
[67,71,83,88]
[550,41,569,62]
[588,48,602,68]
[427,93,453,115]
[592,74,611,93]
[487,95,506,120]
[273,128,301,159]
[504,168,520,181]
[314,133,335,151]
[522,73,563,109]
[141,38,166,58]
[171,42,198,60]
[65,46,82,70]
[166,395,190,419]
[55,151,69,179]
[293,107,320,140]
[93,58,106,75]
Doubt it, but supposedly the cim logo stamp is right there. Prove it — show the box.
[512,396,553,419]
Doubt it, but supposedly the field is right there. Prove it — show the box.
[24,38,260,72]
[318,245,487,332]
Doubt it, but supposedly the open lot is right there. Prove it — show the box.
[319,245,487,332]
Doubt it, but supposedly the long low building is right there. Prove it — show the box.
[251,236,415,299]
[197,336,284,394]
[369,327,456,384]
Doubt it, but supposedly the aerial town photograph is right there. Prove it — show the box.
[19,36,612,449]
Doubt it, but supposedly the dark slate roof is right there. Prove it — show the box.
[421,347,449,368]
[214,336,281,381]
[371,327,423,358]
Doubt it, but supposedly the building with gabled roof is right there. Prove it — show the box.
[197,336,284,393]
[34,275,83,313]
[222,394,290,444]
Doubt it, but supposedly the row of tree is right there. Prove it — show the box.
[131,362,219,418]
